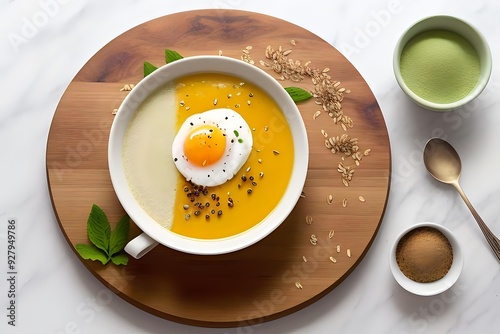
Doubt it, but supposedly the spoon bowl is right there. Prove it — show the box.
[423,138,500,262]
[423,138,462,184]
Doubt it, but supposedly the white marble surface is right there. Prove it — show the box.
[2,0,500,333]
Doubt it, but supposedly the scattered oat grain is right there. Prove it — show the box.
[337,244,341,253]
[327,194,333,205]
[120,84,134,91]
[342,198,348,208]
[295,282,303,289]
[302,256,307,263]
[305,215,313,225]
[347,249,351,258]
[328,230,335,239]
[329,256,337,263]
[359,196,365,202]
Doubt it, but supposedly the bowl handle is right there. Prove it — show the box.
[124,233,159,259]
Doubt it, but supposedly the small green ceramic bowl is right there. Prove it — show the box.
[393,15,492,111]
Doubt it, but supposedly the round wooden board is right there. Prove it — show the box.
[46,9,391,328]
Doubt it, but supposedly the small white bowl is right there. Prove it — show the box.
[389,222,463,296]
[393,15,492,111]
[108,56,309,257]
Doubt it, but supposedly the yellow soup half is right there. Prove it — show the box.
[123,73,294,239]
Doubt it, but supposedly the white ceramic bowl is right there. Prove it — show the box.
[389,222,463,296]
[108,56,309,257]
[393,15,492,111]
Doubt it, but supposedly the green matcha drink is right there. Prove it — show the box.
[400,29,480,104]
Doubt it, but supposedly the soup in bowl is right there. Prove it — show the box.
[108,56,308,258]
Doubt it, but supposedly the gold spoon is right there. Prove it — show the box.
[423,137,500,262]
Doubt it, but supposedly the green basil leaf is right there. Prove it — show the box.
[109,215,130,257]
[75,244,109,265]
[144,61,158,77]
[165,49,183,63]
[111,253,129,266]
[285,86,313,103]
[87,204,111,255]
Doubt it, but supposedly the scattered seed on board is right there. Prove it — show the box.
[347,249,352,257]
[300,191,306,198]
[120,83,134,91]
[328,230,335,239]
[305,215,313,225]
[337,244,341,253]
[295,282,303,289]
[321,129,328,138]
[302,256,307,263]
[273,150,280,155]
[327,194,333,205]
[313,110,321,119]
[359,196,366,202]
[329,256,337,263]
[112,109,118,115]
[310,234,318,245]
[342,198,348,208]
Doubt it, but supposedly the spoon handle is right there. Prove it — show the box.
[452,182,500,262]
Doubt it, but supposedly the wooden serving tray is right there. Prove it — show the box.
[46,9,391,327]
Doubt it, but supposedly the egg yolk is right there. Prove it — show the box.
[183,125,226,167]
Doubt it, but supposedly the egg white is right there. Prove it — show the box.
[172,108,253,187]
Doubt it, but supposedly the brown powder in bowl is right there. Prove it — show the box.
[396,226,453,283]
